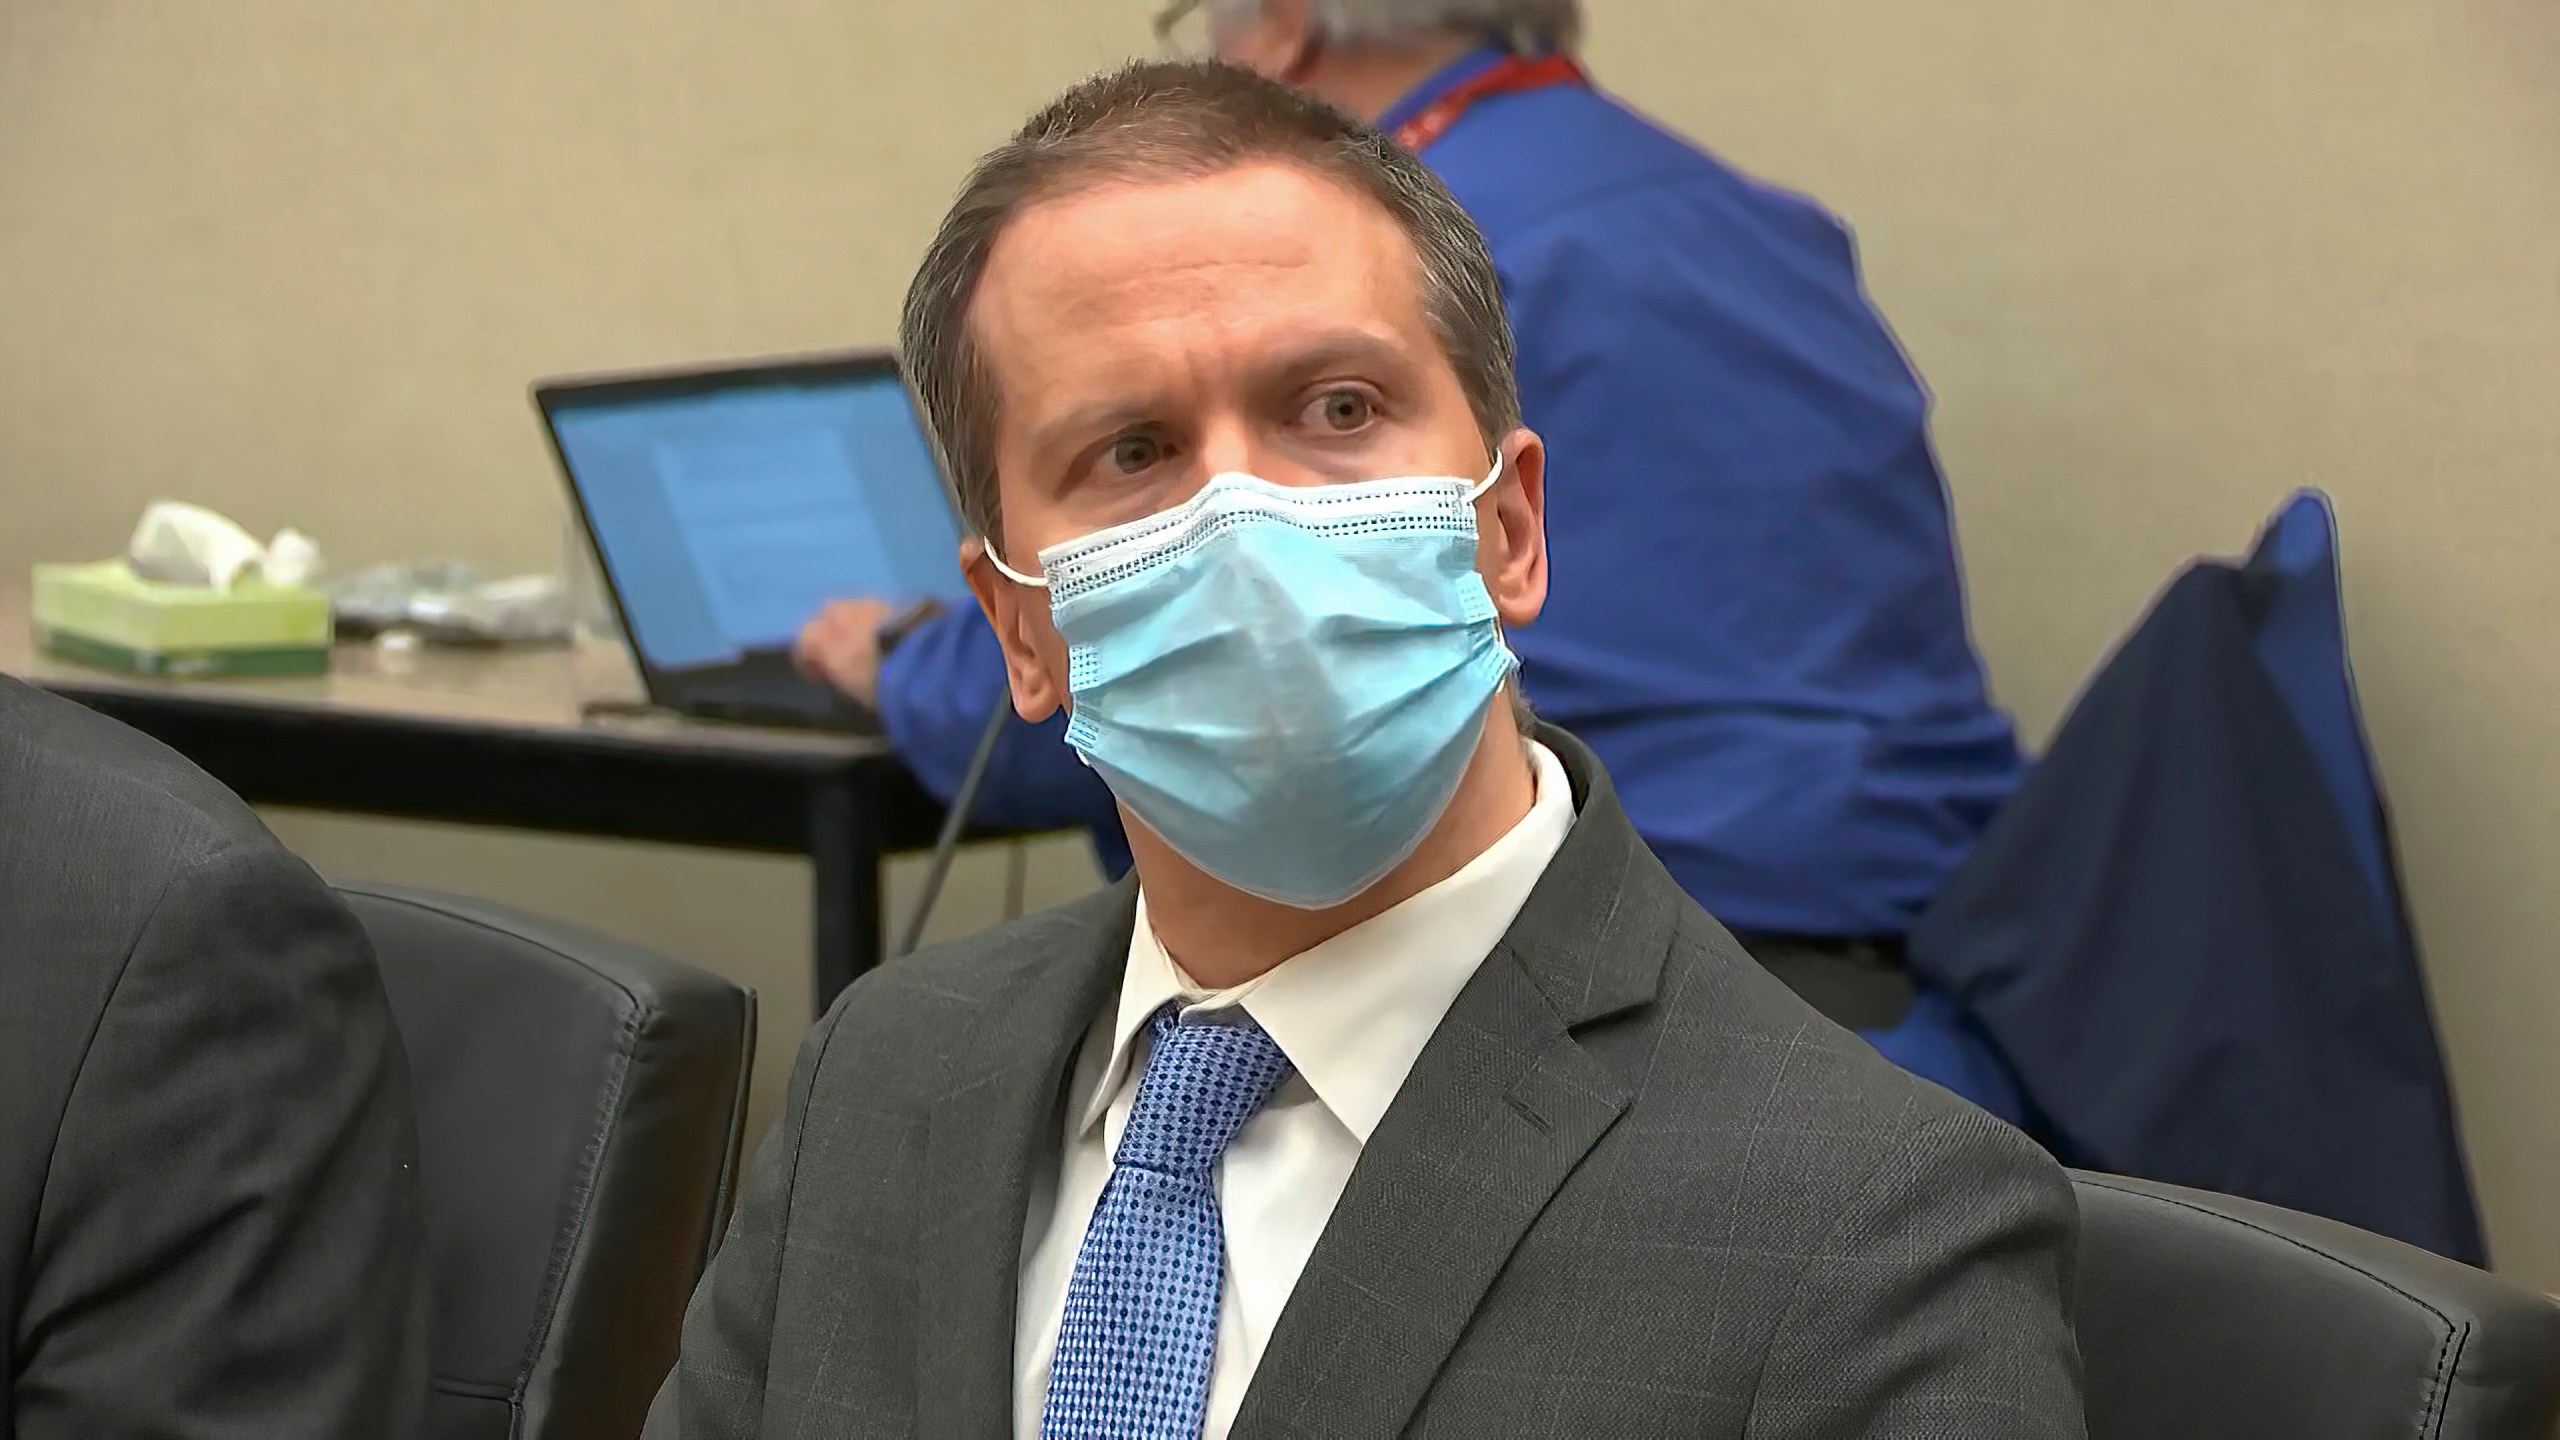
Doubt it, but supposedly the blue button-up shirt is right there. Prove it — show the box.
[876,48,2023,935]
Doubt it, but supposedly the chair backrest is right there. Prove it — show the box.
[2073,1172,2560,1439]
[341,883,756,1440]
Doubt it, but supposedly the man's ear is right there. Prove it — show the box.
[1480,428,1549,630]
[1217,0,1318,79]
[960,535,1066,722]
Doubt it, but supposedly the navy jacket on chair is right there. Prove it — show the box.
[1910,493,2484,1263]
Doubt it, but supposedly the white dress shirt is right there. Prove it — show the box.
[1013,740,1577,1439]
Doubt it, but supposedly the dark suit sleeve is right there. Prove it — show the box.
[643,1000,848,1439]
[15,841,429,1440]
[1748,1112,2088,1438]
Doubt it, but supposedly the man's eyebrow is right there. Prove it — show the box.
[1253,328,1414,385]
[1024,399,1161,461]
[1018,326,1422,459]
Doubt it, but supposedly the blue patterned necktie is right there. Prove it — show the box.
[1041,1005,1295,1440]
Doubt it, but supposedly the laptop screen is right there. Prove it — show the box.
[547,364,971,671]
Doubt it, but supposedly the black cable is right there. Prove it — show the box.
[893,695,1012,957]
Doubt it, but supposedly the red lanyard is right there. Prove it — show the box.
[1388,53,1590,153]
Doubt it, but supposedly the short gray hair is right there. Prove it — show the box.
[899,60,1520,544]
[1208,0,1581,53]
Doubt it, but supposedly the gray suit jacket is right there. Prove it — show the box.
[649,728,2085,1437]
[0,678,429,1440]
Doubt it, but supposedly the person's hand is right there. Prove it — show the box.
[795,598,899,707]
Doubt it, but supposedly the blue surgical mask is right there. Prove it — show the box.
[988,460,1517,907]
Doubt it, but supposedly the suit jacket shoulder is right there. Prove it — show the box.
[809,879,1137,1107]
[0,676,429,1438]
[0,675,273,867]
[646,880,1134,1440]
[0,675,338,1130]
[1639,897,2035,1187]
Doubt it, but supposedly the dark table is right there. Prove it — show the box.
[6,586,943,1012]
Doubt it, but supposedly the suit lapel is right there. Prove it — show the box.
[1232,727,1685,1438]
[911,883,1135,1440]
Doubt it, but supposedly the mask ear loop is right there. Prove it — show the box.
[983,544,1050,589]
[1466,452,1506,503]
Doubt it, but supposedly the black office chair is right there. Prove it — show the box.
[2073,1171,2560,1438]
[342,883,757,1440]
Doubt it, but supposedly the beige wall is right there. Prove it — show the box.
[5,2,2557,1279]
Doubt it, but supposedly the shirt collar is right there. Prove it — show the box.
[1373,43,1513,142]
[1082,740,1578,1144]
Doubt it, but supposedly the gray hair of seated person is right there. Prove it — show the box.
[1205,0,1582,53]
[899,60,1521,546]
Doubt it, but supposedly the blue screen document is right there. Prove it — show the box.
[550,372,969,670]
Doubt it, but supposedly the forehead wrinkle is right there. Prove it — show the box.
[979,199,1414,363]
[966,162,1443,462]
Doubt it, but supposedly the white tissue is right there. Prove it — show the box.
[264,528,323,587]
[127,502,326,590]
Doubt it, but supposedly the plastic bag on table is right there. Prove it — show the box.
[323,562,573,646]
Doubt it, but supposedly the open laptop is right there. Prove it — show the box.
[534,350,972,733]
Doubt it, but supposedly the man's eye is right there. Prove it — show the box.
[1309,389,1375,433]
[1108,434,1163,475]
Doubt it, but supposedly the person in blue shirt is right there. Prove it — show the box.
[799,0,2027,1110]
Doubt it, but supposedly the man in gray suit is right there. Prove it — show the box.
[0,677,428,1438]
[649,61,2083,1438]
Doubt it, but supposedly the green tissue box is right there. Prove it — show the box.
[32,560,332,678]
